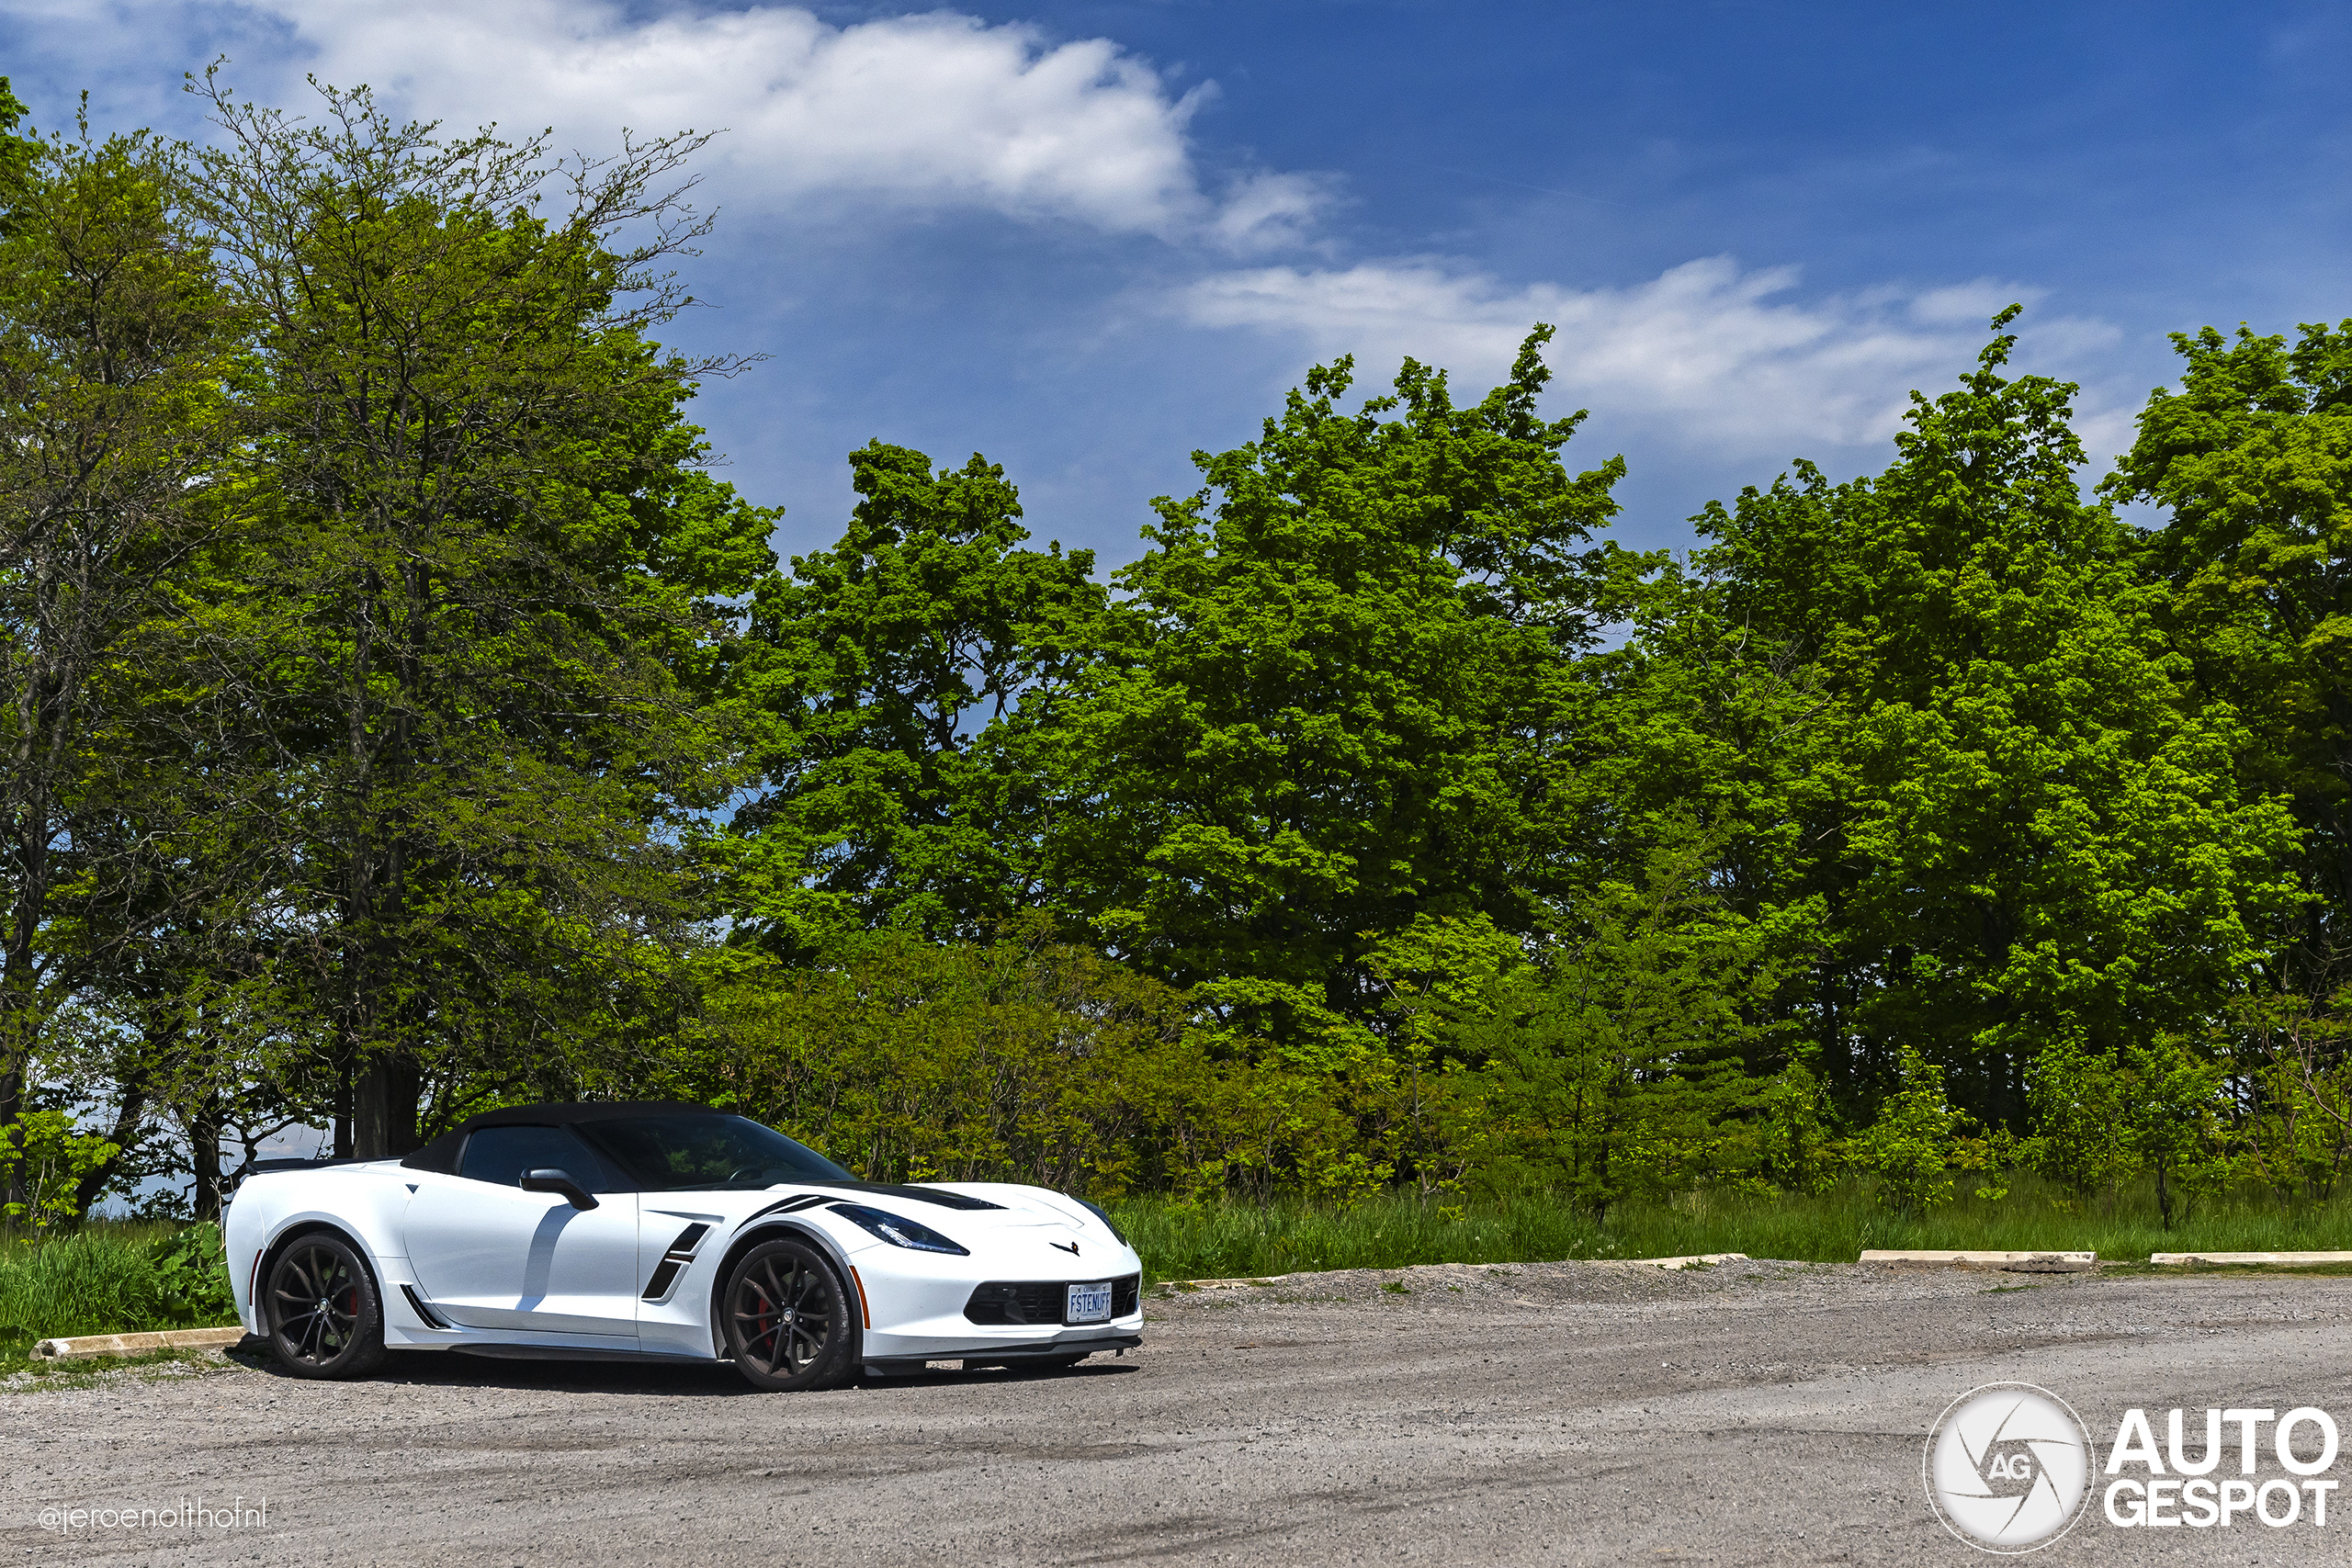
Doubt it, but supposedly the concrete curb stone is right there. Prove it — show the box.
[1859,1249,2096,1272]
[1167,1253,1750,1291]
[31,1325,248,1359]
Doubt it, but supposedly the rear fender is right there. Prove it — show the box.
[223,1168,413,1335]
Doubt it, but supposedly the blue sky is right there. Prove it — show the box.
[7,1,2348,567]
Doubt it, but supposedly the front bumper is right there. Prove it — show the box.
[864,1332,1142,1374]
[850,1247,1147,1363]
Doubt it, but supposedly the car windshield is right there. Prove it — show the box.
[576,1113,853,1190]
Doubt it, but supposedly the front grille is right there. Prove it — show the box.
[964,1273,1141,1326]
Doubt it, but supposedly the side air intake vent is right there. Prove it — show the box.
[640,1223,712,1302]
[401,1284,455,1329]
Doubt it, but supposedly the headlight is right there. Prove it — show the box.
[830,1203,969,1255]
[1075,1198,1126,1245]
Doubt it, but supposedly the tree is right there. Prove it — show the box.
[1026,329,1641,1049]
[2107,321,2352,994]
[2024,1034,2137,1209]
[182,77,771,1155]
[1860,1045,1962,1216]
[1463,833,1783,1217]
[2222,991,2352,1208]
[0,108,232,1202]
[1697,311,2299,1122]
[0,77,35,226]
[637,928,1196,1193]
[2126,1032,2230,1229]
[730,442,1102,947]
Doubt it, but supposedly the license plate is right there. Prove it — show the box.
[1066,1280,1113,1324]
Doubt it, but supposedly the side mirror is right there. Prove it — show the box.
[520,1168,599,1210]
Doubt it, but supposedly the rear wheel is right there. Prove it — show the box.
[265,1233,386,1380]
[723,1239,856,1392]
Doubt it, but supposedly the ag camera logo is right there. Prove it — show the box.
[1924,1382,2094,1553]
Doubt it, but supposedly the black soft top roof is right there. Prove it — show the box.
[401,1100,730,1174]
[395,1104,998,1208]
[453,1100,726,1134]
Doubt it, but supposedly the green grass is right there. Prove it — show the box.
[1105,1173,2352,1283]
[6,1177,2344,1356]
[0,1222,240,1358]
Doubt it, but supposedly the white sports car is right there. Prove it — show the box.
[221,1101,1145,1391]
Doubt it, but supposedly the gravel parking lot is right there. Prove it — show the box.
[7,1258,2352,1565]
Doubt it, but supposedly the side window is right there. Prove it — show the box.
[458,1126,615,1191]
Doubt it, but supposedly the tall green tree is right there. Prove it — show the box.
[184,77,771,1155]
[0,108,231,1194]
[0,77,35,225]
[1697,311,2298,1122]
[731,441,1102,947]
[2107,320,2352,992]
[1025,329,1639,1054]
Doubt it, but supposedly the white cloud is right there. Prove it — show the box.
[1176,255,2118,457]
[12,2,2139,470]
[27,0,1317,243]
[1205,171,1338,254]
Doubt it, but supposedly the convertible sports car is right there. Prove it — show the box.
[220,1101,1145,1391]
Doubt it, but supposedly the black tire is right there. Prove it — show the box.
[722,1238,857,1393]
[264,1232,387,1380]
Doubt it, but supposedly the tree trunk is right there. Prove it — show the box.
[0,773,51,1217]
[0,1061,21,1219]
[187,1100,222,1222]
[70,1077,152,1222]
[354,1054,420,1158]
[330,1032,356,1157]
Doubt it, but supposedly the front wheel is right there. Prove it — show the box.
[265,1233,386,1380]
[723,1239,856,1392]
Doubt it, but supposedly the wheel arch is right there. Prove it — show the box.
[254,1219,386,1335]
[706,1219,866,1364]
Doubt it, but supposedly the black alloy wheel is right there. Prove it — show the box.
[724,1238,855,1392]
[266,1233,387,1380]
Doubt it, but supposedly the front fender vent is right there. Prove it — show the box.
[640,1223,712,1302]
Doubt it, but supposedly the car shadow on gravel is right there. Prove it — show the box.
[366,1351,760,1396]
[319,1349,1143,1397]
[863,1360,1141,1390]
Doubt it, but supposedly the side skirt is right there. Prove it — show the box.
[447,1344,718,1365]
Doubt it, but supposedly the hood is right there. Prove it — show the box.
[915,1182,1127,1245]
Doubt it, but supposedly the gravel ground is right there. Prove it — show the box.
[6,1258,2352,1565]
